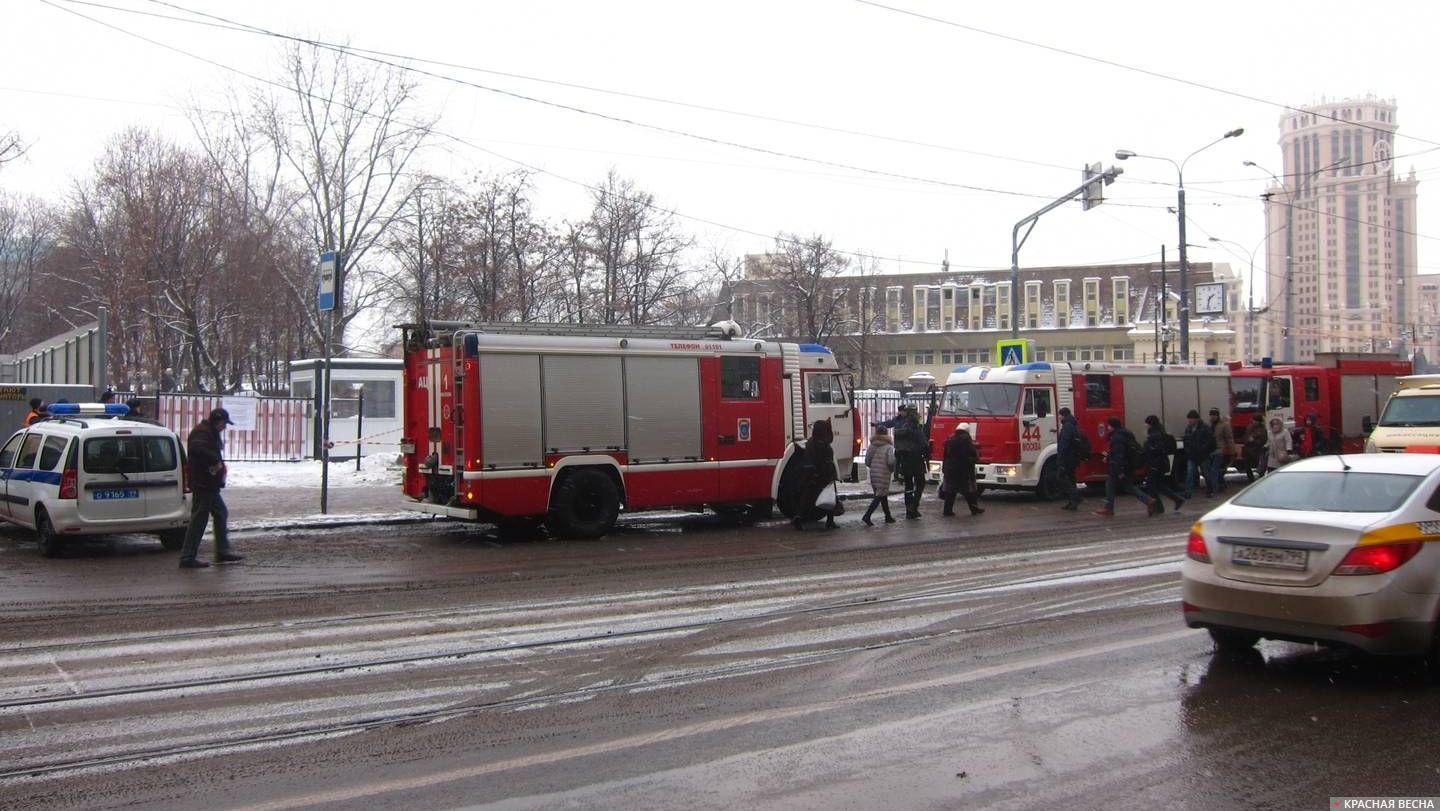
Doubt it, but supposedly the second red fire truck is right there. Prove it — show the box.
[398,321,860,538]
[926,361,1232,498]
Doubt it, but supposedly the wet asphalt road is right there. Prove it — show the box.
[3,488,1440,811]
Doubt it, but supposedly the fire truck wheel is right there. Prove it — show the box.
[1035,459,1062,501]
[547,468,621,539]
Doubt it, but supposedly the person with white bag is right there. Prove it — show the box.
[861,425,896,525]
[792,420,839,530]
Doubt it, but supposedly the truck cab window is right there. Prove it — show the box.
[1023,388,1052,419]
[1267,378,1292,410]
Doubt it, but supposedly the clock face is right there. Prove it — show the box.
[1374,139,1393,174]
[1195,283,1225,315]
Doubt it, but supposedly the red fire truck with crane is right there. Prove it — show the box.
[397,321,861,538]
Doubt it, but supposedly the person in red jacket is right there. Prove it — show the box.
[178,408,243,568]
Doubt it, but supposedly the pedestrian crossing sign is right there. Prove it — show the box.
[995,339,1032,366]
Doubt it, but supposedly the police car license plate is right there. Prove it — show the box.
[94,489,140,501]
[1231,543,1307,571]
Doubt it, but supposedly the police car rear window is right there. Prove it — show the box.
[83,437,177,474]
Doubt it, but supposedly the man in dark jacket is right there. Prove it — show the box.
[179,408,242,568]
[1139,415,1186,515]
[1182,409,1217,498]
[1094,416,1149,517]
[1055,407,1084,511]
[891,404,928,519]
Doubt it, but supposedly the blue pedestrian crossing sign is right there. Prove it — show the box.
[995,339,1032,366]
[318,251,338,312]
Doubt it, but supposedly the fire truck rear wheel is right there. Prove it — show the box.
[547,468,621,540]
[1035,459,1061,501]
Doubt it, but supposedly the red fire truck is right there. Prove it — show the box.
[926,361,1232,499]
[397,321,861,538]
[1228,353,1410,454]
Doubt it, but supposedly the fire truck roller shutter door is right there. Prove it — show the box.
[480,353,543,468]
[543,355,625,453]
[625,356,702,462]
[1123,376,1162,432]
[1162,376,1199,431]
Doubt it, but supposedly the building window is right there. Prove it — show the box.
[996,283,1011,331]
[1025,281,1042,329]
[886,288,903,332]
[942,287,957,331]
[1112,345,1133,361]
[1083,278,1100,327]
[913,287,929,333]
[969,287,983,330]
[1054,281,1070,328]
[914,350,934,364]
[1112,278,1130,325]
[887,351,908,366]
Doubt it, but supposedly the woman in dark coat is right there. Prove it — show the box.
[941,427,983,516]
[792,420,839,530]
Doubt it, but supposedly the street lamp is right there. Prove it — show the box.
[1116,128,1244,361]
[1209,231,1283,363]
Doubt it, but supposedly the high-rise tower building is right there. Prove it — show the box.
[1250,96,1419,362]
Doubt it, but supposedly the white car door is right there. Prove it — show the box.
[0,433,25,520]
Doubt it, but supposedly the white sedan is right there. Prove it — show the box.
[1182,453,1440,664]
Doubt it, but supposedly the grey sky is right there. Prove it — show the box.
[5,0,1436,300]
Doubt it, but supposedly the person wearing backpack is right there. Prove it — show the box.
[1182,409,1218,498]
[1055,407,1086,511]
[1094,416,1151,517]
[1139,415,1186,515]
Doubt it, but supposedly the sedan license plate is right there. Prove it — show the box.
[1231,543,1308,571]
[93,489,140,501]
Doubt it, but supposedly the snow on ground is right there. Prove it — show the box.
[225,454,403,489]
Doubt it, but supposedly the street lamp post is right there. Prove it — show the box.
[1116,128,1244,362]
[1209,231,1282,363]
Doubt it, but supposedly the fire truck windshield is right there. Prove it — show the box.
[939,383,1020,417]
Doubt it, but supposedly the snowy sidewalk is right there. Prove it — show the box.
[222,456,423,531]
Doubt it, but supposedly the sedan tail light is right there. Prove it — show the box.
[1332,542,1422,576]
[1186,529,1211,563]
[59,466,78,500]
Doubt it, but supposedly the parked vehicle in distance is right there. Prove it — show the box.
[1230,352,1409,455]
[0,403,190,557]
[1366,374,1440,453]
[1182,453,1440,670]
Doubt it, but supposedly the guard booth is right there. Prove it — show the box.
[289,358,404,460]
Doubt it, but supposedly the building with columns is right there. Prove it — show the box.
[1248,96,1420,363]
[729,257,1239,390]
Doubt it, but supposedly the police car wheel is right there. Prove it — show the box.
[547,468,620,540]
[36,510,64,559]
[158,529,186,551]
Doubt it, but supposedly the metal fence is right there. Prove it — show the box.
[156,393,312,461]
[852,389,934,455]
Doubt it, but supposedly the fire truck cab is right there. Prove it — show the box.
[398,321,858,538]
[928,361,1231,499]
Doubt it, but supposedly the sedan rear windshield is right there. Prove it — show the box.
[939,383,1020,417]
[83,436,178,474]
[1230,471,1421,513]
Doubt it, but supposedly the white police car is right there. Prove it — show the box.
[0,403,189,557]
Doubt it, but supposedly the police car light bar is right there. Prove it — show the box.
[46,403,130,416]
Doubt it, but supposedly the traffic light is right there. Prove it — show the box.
[1082,162,1104,211]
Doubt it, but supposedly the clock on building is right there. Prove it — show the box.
[1194,282,1225,315]
[1374,138,1393,174]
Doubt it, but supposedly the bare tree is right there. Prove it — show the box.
[585,170,695,325]
[0,193,54,351]
[0,130,25,168]
[766,232,850,342]
[256,42,435,355]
